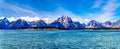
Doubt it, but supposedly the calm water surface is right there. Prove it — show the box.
[0,30,120,49]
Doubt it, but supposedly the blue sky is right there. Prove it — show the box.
[0,0,120,23]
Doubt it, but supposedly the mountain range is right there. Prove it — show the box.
[0,15,120,29]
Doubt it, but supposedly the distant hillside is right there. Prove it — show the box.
[0,15,120,29]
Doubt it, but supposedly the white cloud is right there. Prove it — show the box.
[102,0,120,12]
[7,16,57,23]
[7,16,40,22]
[38,7,89,23]
[41,18,55,23]
[55,8,90,24]
[72,17,90,24]
[0,1,40,16]
[3,0,119,24]
[0,16,18,22]
[94,13,114,22]
[88,0,120,22]
[9,5,40,16]
[99,0,120,22]
[0,17,5,19]
[91,0,103,9]
[20,16,40,22]
[84,18,90,23]
[0,0,95,24]
[8,17,18,22]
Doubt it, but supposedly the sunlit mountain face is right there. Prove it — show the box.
[0,0,120,29]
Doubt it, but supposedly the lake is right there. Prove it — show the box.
[0,30,120,49]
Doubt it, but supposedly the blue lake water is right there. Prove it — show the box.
[0,30,120,49]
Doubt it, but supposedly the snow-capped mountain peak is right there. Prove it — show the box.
[0,16,120,29]
[103,21,112,27]
[86,20,104,28]
[56,15,74,28]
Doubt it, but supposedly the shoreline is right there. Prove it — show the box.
[0,27,120,30]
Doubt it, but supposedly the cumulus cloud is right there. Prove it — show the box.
[0,16,18,22]
[0,16,5,19]
[41,18,55,23]
[7,17,18,22]
[7,16,40,22]
[7,16,57,23]
[72,17,90,24]
[20,16,40,22]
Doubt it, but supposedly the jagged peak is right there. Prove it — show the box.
[3,17,7,20]
[58,15,71,20]
[104,21,112,24]
[57,15,73,22]
[0,18,8,21]
[115,19,120,23]
[61,15,69,18]
[88,20,99,25]
[89,20,98,22]
[17,19,25,21]
[15,19,27,23]
[36,20,44,22]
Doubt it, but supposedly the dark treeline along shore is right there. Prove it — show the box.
[1,15,120,30]
[22,27,120,30]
